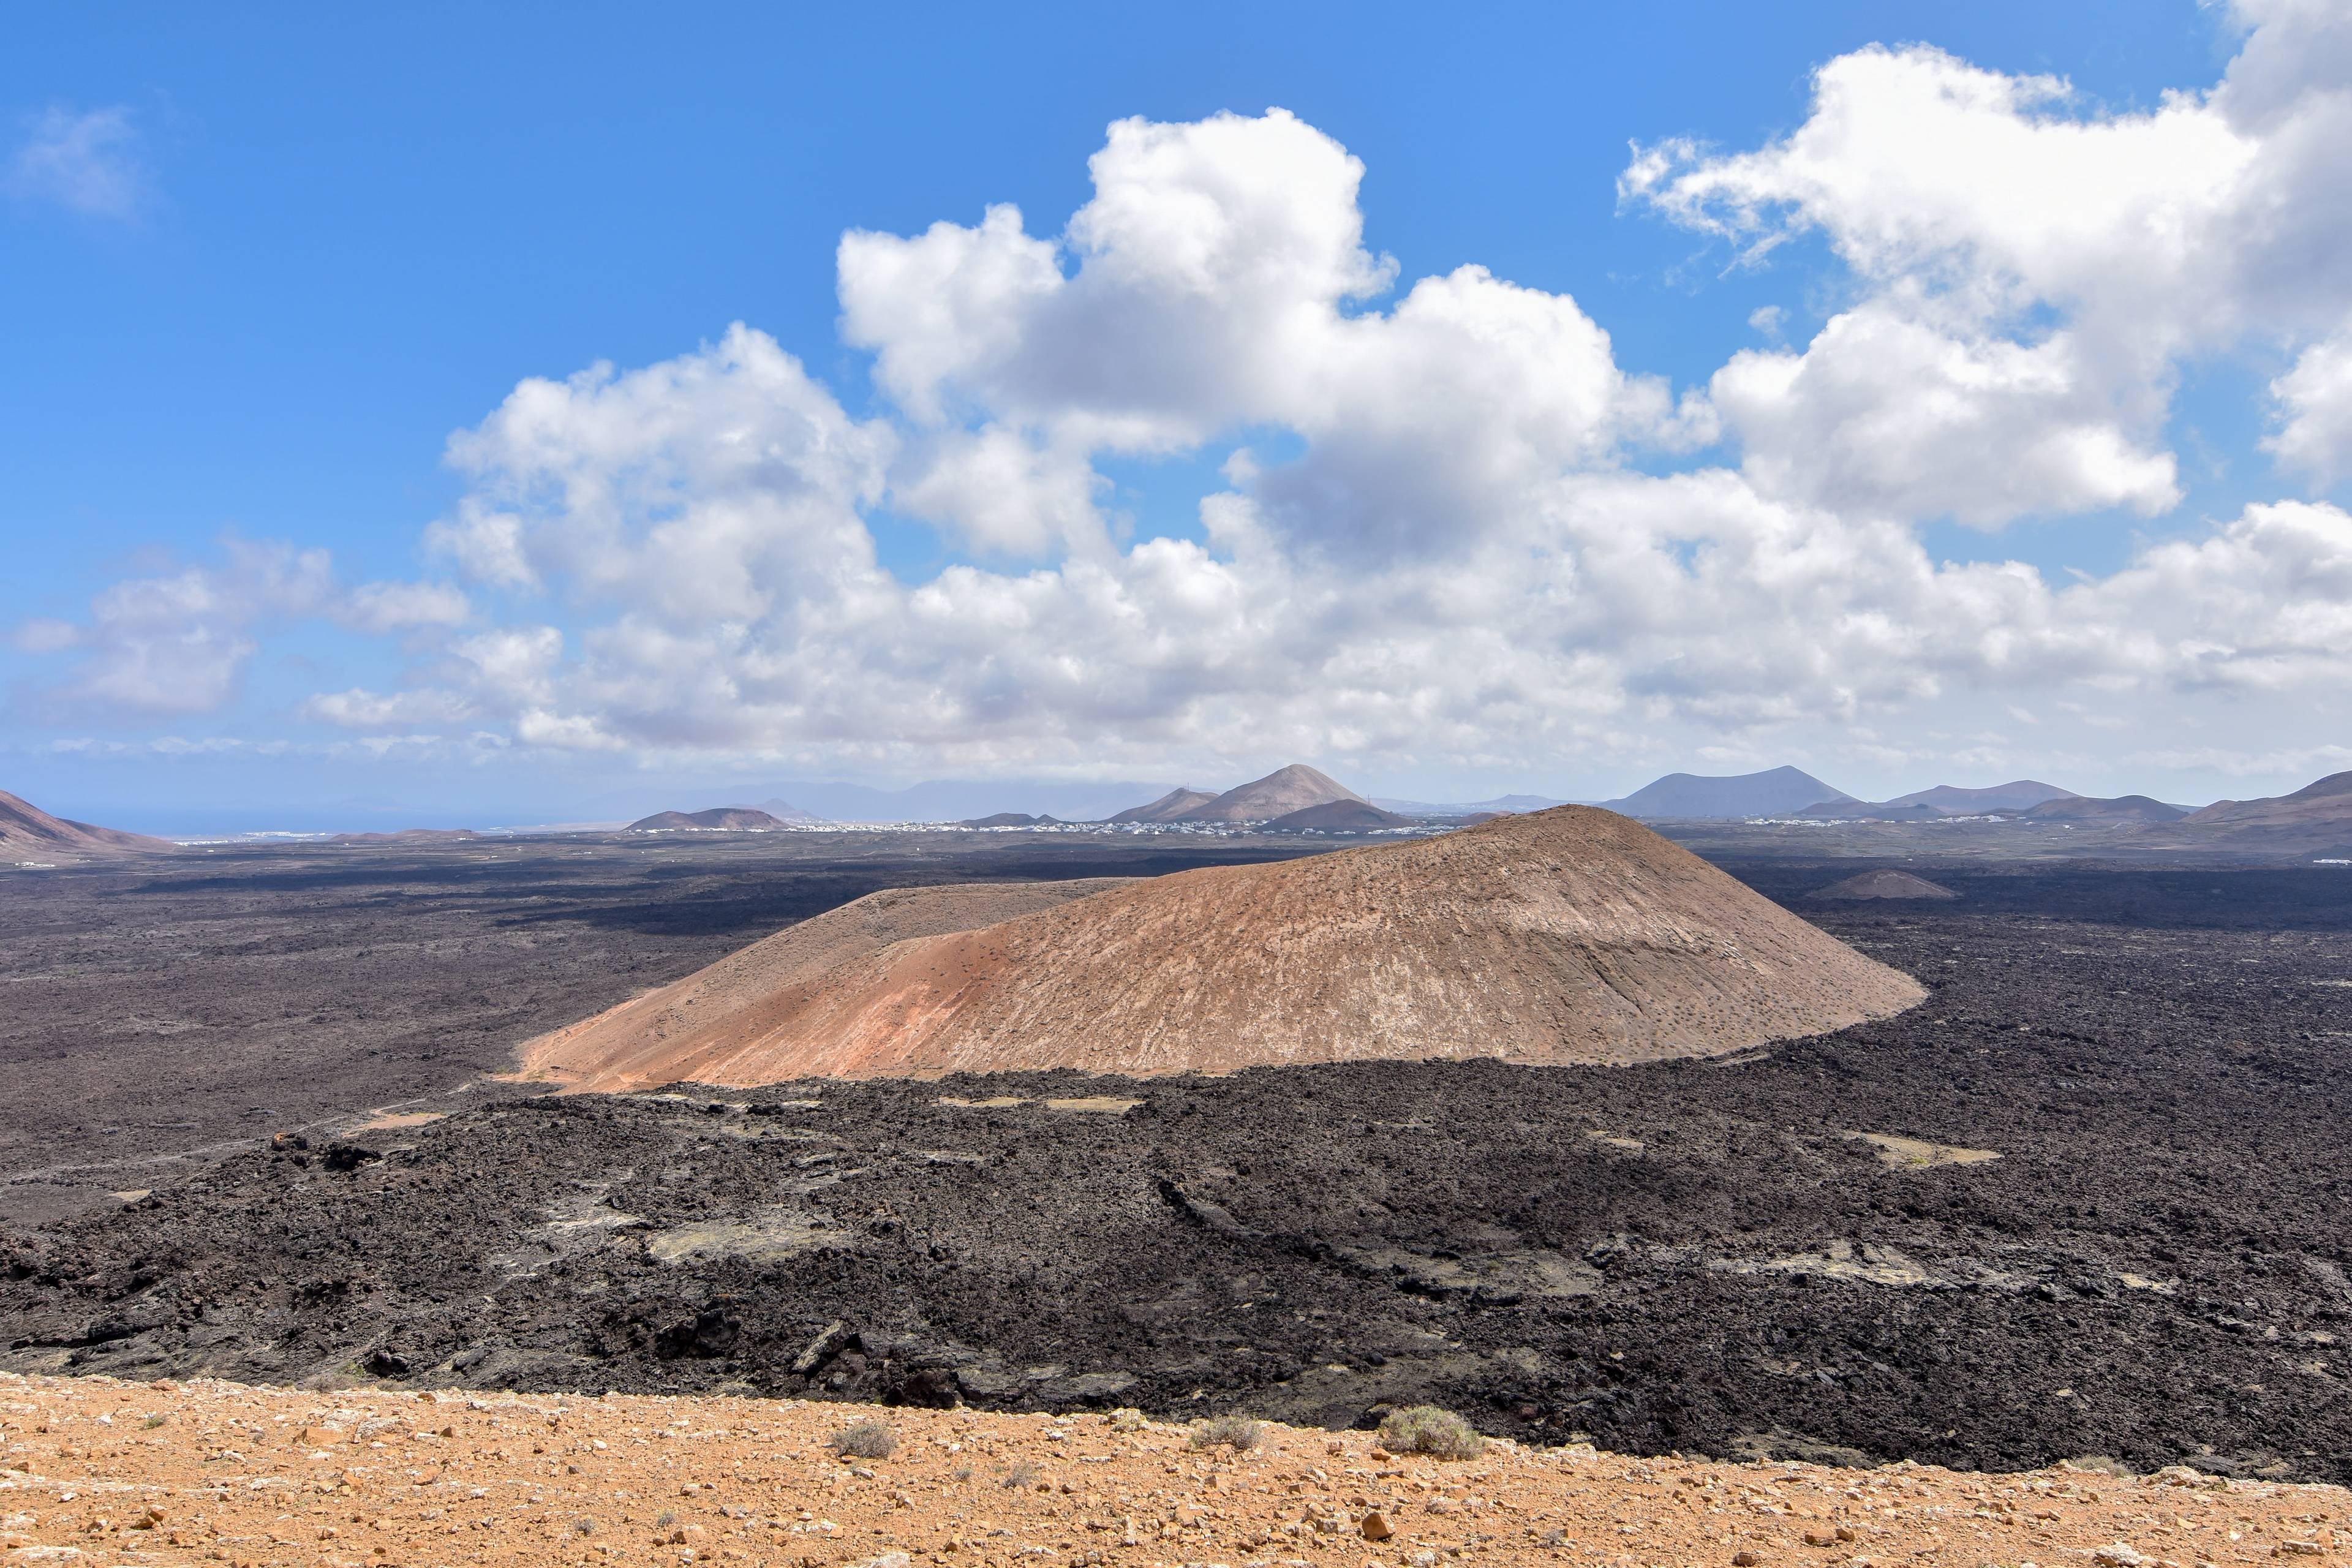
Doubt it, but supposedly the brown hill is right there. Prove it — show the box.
[2145,770,2352,855]
[1107,787,1219,823]
[2020,793,2185,824]
[958,812,1062,829]
[1176,763,1365,823]
[0,790,175,859]
[1815,869,1958,900]
[2182,769,2352,827]
[1263,799,1417,833]
[525,806,1924,1091]
[627,807,789,832]
[523,878,1132,1091]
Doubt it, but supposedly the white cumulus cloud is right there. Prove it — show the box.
[1625,7,2352,518]
[29,13,2352,791]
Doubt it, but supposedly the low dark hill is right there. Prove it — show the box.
[1262,800,1417,834]
[1815,870,1958,900]
[342,828,484,843]
[957,813,1062,829]
[0,790,176,859]
[628,808,790,832]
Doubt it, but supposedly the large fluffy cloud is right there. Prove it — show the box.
[16,9,2352,789]
[1624,3,2352,524]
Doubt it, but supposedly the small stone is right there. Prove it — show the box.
[1733,1553,1762,1566]
[1360,1510,1394,1541]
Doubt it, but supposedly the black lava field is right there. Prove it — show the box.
[5,841,2352,1483]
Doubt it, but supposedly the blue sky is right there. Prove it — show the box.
[7,2,2350,831]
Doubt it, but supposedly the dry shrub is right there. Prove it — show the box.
[1377,1404,1485,1460]
[1189,1413,1262,1451]
[830,1419,897,1460]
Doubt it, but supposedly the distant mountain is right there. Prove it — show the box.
[342,828,484,843]
[752,778,1177,823]
[0,790,177,858]
[628,807,791,832]
[1882,780,2078,813]
[957,812,1063,829]
[2021,794,2186,825]
[1177,764,1367,824]
[1371,793,1567,816]
[1801,779,2082,821]
[1598,767,1854,820]
[2185,770,2352,827]
[1262,800,1417,834]
[750,798,824,824]
[2146,770,2352,854]
[1109,787,1221,824]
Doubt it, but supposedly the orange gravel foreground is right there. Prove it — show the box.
[2,1376,2345,1568]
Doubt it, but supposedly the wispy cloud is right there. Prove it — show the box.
[9,104,143,218]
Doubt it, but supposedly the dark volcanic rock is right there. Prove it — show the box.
[6,867,2352,1484]
[4,849,2351,1487]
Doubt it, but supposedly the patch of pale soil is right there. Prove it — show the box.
[349,1112,447,1134]
[1844,1131,2001,1169]
[1,1374,2340,1568]
[524,809,1924,1090]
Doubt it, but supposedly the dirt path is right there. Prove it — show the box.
[2,1373,2342,1567]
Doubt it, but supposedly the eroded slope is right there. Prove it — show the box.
[524,807,1923,1089]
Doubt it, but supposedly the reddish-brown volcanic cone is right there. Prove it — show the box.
[524,807,1924,1091]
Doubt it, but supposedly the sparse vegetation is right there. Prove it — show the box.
[142,1413,168,1429]
[1107,1406,1150,1433]
[831,1419,897,1460]
[1189,1413,1262,1451]
[1001,1459,1039,1488]
[653,1510,676,1530]
[570,1517,597,1537]
[1378,1404,1485,1460]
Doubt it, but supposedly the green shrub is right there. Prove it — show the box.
[1377,1404,1485,1460]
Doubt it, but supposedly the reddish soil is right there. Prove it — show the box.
[6,1372,2343,1568]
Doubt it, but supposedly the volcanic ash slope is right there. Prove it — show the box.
[524,807,1924,1090]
